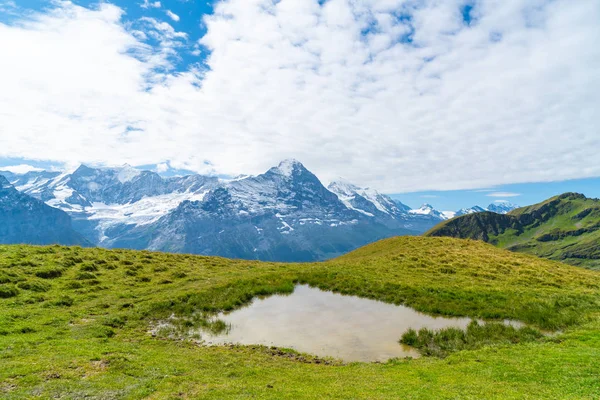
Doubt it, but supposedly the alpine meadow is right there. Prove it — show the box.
[1,0,600,398]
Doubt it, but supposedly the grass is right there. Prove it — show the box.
[400,321,544,358]
[0,237,600,398]
[427,193,600,270]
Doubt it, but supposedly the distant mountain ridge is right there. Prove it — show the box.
[426,193,600,270]
[1,160,424,261]
[1,160,518,261]
[0,176,89,246]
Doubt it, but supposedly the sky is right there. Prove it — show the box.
[0,0,599,205]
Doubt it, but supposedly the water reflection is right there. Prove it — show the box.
[201,285,478,362]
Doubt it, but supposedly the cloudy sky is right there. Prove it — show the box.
[0,0,599,196]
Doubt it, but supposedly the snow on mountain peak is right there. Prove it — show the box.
[327,178,405,216]
[117,164,141,183]
[487,201,518,214]
[275,159,303,177]
[409,203,444,218]
[328,178,360,195]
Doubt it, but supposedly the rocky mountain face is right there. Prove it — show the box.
[425,193,600,270]
[0,176,89,246]
[5,160,524,261]
[2,160,430,261]
[0,161,524,261]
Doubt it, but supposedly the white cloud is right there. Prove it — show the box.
[0,164,44,173]
[166,10,180,22]
[487,192,521,198]
[0,0,599,192]
[155,162,169,173]
[141,0,161,9]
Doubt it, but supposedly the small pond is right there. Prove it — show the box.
[195,285,504,362]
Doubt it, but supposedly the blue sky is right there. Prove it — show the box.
[390,178,600,211]
[0,0,599,201]
[1,0,215,72]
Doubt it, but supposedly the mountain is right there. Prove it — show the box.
[5,164,220,245]
[1,161,527,261]
[110,160,418,261]
[439,202,519,220]
[487,201,519,214]
[409,203,448,220]
[455,205,486,217]
[0,175,89,246]
[5,160,426,261]
[426,193,600,270]
[327,179,440,233]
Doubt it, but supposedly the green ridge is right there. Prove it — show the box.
[1,237,600,398]
[426,193,600,270]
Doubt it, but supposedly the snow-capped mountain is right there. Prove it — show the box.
[0,176,88,246]
[327,180,446,233]
[450,203,519,218]
[5,164,219,245]
[104,160,418,260]
[1,160,424,261]
[487,201,519,214]
[327,178,411,217]
[455,206,487,217]
[409,203,447,219]
[2,159,517,261]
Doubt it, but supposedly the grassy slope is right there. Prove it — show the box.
[1,237,600,399]
[426,193,600,270]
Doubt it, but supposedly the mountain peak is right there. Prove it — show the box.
[327,178,360,194]
[274,159,305,177]
[0,175,13,189]
[116,164,141,183]
[71,164,98,177]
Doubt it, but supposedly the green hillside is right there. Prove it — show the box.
[1,238,600,398]
[426,193,600,270]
